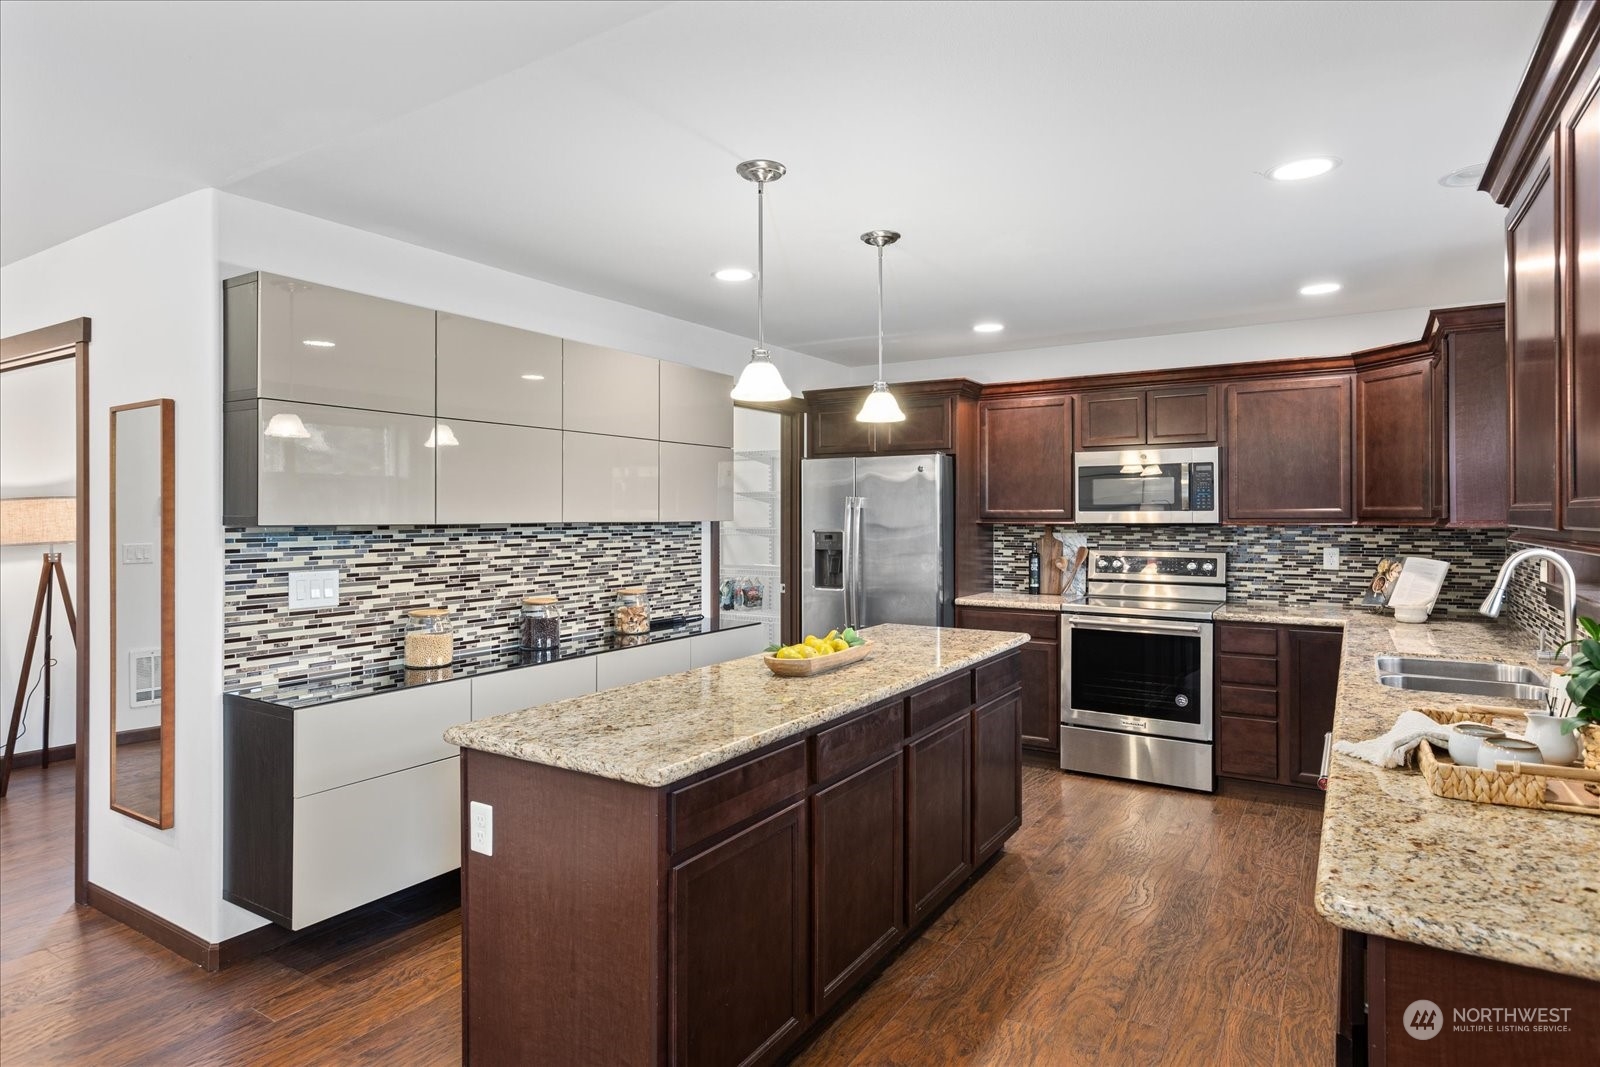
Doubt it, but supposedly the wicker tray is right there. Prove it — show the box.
[1415,706,1600,817]
[762,640,872,678]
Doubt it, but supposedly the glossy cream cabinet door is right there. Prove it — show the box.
[690,627,768,667]
[256,401,436,525]
[255,273,436,416]
[595,639,693,690]
[436,313,562,427]
[563,341,659,439]
[660,442,733,521]
[293,682,469,798]
[436,420,562,524]
[562,432,660,521]
[660,361,735,447]
[470,658,598,720]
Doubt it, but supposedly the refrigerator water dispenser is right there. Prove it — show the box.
[814,531,844,589]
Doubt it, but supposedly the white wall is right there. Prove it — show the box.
[0,357,78,754]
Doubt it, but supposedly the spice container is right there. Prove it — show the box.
[520,596,561,650]
[614,587,651,635]
[404,607,455,668]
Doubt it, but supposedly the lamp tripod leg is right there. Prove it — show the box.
[1,555,53,798]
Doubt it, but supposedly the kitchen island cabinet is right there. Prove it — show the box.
[954,602,1060,755]
[445,624,1026,1066]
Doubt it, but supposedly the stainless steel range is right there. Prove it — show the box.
[1059,548,1227,792]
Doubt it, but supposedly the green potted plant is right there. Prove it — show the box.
[1555,616,1600,735]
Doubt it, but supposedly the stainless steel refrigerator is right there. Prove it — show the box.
[801,454,955,635]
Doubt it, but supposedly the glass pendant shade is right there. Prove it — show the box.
[856,382,906,423]
[263,412,310,439]
[731,351,791,402]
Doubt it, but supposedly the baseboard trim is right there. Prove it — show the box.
[9,743,76,769]
[115,726,161,747]
[86,882,213,970]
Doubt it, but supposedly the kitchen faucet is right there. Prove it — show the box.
[1479,547,1578,659]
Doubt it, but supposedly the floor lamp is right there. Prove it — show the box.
[1,496,77,797]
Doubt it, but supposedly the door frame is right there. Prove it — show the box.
[732,398,806,646]
[2,318,92,905]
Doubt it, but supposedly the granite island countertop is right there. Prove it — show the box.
[444,623,1028,788]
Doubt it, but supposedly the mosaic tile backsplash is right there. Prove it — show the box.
[224,523,702,688]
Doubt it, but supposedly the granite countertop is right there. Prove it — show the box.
[956,590,1075,611]
[227,616,762,710]
[444,623,1028,788]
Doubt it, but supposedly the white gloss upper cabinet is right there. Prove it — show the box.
[563,341,659,439]
[659,362,735,448]
[563,433,660,521]
[250,400,436,526]
[229,273,436,416]
[436,314,562,428]
[660,442,734,521]
[436,421,562,524]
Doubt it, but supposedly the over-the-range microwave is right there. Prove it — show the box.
[1072,446,1219,524]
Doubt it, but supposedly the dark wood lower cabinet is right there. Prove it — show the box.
[1284,628,1343,788]
[954,607,1060,754]
[906,712,973,926]
[810,752,904,1015]
[670,801,809,1067]
[1216,622,1342,789]
[972,692,1023,866]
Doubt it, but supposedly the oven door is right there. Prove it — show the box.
[1062,614,1213,742]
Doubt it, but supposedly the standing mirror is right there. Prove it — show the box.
[110,399,174,828]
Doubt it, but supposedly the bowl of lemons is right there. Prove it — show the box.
[762,628,871,677]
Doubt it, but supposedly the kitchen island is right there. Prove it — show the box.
[444,623,1028,1066]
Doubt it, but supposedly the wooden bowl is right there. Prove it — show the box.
[762,640,872,677]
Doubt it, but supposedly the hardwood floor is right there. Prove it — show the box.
[1,757,1335,1065]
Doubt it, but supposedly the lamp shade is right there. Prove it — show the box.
[730,355,792,402]
[855,382,906,423]
[0,496,76,546]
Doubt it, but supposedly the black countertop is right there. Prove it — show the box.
[226,616,763,710]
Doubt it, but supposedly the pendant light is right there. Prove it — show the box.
[856,230,905,423]
[729,160,793,402]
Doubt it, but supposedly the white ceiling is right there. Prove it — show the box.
[2,0,1546,365]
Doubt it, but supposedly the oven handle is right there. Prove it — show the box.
[1064,616,1205,636]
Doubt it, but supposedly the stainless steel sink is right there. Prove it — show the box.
[1374,656,1547,701]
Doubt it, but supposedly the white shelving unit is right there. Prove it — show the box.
[720,414,783,646]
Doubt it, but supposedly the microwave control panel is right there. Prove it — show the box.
[1189,463,1215,512]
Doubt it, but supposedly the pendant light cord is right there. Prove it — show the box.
[756,181,766,352]
[876,243,885,382]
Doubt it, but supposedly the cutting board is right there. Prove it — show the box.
[1037,534,1066,595]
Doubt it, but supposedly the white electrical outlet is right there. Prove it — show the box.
[469,801,493,856]
[1322,547,1340,570]
[287,568,339,610]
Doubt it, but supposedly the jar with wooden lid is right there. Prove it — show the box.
[404,607,455,668]
[613,587,650,635]
[520,596,561,650]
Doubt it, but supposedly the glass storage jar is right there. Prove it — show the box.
[613,587,651,635]
[520,596,561,650]
[404,607,455,668]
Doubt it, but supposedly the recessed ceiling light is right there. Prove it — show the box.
[1266,157,1340,182]
[1438,163,1486,188]
[713,268,754,282]
[520,374,545,381]
[1299,282,1342,296]
[301,339,336,348]
[972,322,1005,333]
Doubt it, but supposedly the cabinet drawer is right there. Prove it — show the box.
[907,672,974,736]
[1218,654,1280,688]
[291,756,460,930]
[595,638,693,691]
[470,658,597,720]
[1218,625,1279,656]
[294,681,469,797]
[670,741,809,855]
[813,699,905,783]
[1218,716,1278,781]
[1217,683,1279,719]
[975,652,1023,705]
[957,607,1059,642]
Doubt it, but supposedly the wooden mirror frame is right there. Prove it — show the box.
[109,399,174,828]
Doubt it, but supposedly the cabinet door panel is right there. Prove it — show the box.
[670,801,807,1067]
[256,400,436,525]
[1224,375,1353,523]
[436,421,562,524]
[255,273,435,416]
[880,394,954,453]
[972,693,1022,866]
[1217,716,1278,781]
[1506,160,1561,530]
[1565,80,1600,531]
[811,752,904,1013]
[906,713,972,925]
[294,682,469,797]
[1446,327,1511,526]
[435,313,562,427]
[470,658,597,720]
[1018,641,1060,753]
[690,625,770,668]
[1146,385,1218,444]
[1284,628,1343,788]
[977,395,1073,521]
[596,639,693,691]
[660,442,733,522]
[660,361,735,448]
[563,341,660,439]
[808,401,876,456]
[1356,359,1437,522]
[562,432,660,522]
[1076,389,1145,449]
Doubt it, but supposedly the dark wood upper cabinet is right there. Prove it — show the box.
[977,394,1072,521]
[1355,357,1439,523]
[1564,69,1600,532]
[803,379,979,459]
[1075,384,1217,450]
[1441,311,1511,526]
[807,400,877,457]
[1223,375,1354,523]
[880,393,955,454]
[1506,158,1563,532]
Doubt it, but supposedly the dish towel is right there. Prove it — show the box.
[1333,710,1452,769]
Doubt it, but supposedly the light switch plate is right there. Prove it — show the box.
[287,568,339,610]
[121,543,154,565]
[469,801,493,856]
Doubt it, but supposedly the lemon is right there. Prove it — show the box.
[797,645,819,659]
[830,637,850,652]
[774,646,800,660]
[804,635,823,649]
[824,629,839,643]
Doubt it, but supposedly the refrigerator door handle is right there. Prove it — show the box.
[844,495,865,628]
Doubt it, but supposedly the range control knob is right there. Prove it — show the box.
[1096,558,1111,571]
[1201,561,1215,573]
[1186,561,1198,572]
[1110,558,1126,572]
